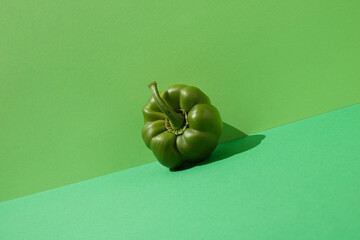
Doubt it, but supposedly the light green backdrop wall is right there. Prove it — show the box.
[1,0,360,202]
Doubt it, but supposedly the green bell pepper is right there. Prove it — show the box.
[142,81,222,170]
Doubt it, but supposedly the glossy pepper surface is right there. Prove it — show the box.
[142,81,222,170]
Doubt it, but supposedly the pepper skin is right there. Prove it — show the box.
[142,81,222,170]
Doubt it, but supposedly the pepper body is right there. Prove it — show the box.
[142,82,222,170]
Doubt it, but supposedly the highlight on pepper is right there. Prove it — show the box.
[142,81,222,170]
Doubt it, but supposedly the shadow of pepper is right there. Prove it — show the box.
[198,134,266,166]
[170,122,266,171]
[218,122,248,143]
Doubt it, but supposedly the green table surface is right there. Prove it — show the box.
[1,103,360,240]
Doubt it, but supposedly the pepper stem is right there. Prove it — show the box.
[148,81,184,129]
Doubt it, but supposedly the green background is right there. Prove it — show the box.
[1,0,360,202]
[1,103,359,239]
